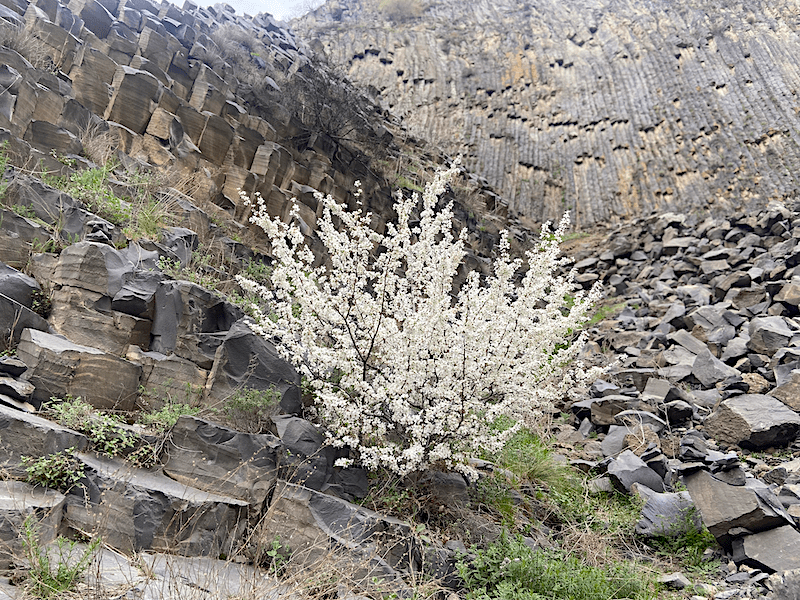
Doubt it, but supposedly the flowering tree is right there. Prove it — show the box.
[237,164,601,478]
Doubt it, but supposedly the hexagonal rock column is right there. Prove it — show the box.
[16,328,142,410]
[65,453,248,556]
[104,66,160,135]
[162,416,282,507]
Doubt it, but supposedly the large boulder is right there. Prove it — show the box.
[162,416,282,506]
[66,453,248,556]
[684,470,793,548]
[52,242,135,298]
[264,480,415,588]
[205,320,301,413]
[703,395,800,449]
[17,328,142,410]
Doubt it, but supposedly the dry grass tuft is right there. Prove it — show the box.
[0,22,55,72]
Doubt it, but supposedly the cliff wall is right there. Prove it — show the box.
[298,0,800,227]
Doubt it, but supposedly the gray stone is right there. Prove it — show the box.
[17,328,142,410]
[632,483,699,537]
[607,450,665,493]
[590,394,629,426]
[0,356,26,377]
[767,569,800,600]
[0,375,33,401]
[273,415,333,491]
[692,348,740,388]
[150,281,243,368]
[684,470,792,548]
[748,316,795,356]
[204,320,300,413]
[657,572,691,590]
[0,291,51,351]
[0,403,88,476]
[703,394,800,449]
[53,242,135,298]
[732,525,800,572]
[162,416,282,506]
[668,329,708,356]
[66,453,247,556]
[0,262,40,308]
[264,480,415,586]
[770,370,800,411]
[0,480,65,569]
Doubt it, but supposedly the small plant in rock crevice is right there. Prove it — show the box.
[21,447,85,491]
[21,516,100,599]
[44,396,156,467]
[222,387,281,434]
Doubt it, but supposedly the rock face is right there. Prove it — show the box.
[299,0,800,226]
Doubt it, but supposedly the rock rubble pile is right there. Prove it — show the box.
[556,201,800,595]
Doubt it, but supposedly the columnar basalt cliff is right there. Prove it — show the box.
[297,0,800,228]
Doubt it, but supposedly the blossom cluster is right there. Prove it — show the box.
[237,164,602,478]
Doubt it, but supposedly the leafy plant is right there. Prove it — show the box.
[238,164,602,478]
[458,532,654,600]
[21,448,85,491]
[139,401,200,431]
[21,516,100,599]
[44,396,154,465]
[648,506,717,569]
[258,535,289,576]
[223,387,281,433]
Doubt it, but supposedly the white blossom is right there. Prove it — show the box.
[237,163,602,477]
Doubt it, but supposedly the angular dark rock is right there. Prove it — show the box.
[703,394,800,449]
[732,525,800,572]
[162,416,282,506]
[684,470,792,548]
[66,452,248,556]
[632,483,699,537]
[607,449,665,493]
[692,349,741,388]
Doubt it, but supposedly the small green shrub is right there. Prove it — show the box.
[648,506,717,568]
[458,532,654,600]
[139,401,200,431]
[493,425,581,497]
[22,516,100,599]
[223,387,280,433]
[45,397,154,465]
[21,448,85,491]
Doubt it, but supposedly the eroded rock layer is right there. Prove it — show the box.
[298,0,800,227]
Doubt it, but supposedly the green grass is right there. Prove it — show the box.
[139,401,200,431]
[458,532,655,600]
[587,301,627,326]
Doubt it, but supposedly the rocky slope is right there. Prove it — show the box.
[297,0,800,228]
